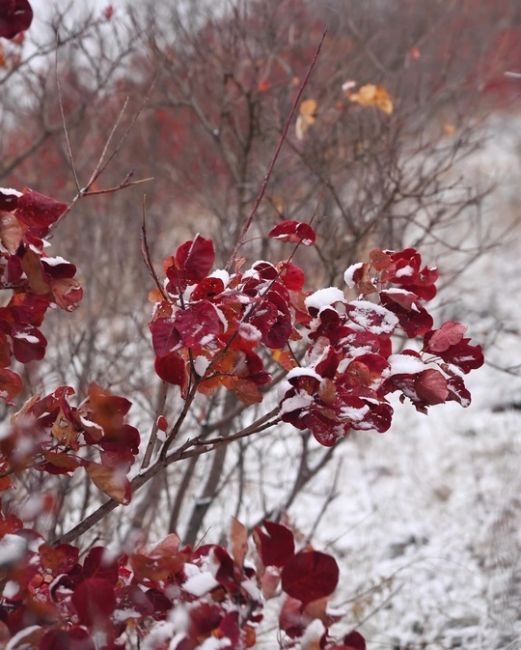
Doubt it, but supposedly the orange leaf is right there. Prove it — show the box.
[272,349,298,371]
[296,99,318,140]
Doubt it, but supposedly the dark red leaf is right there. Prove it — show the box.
[16,190,67,232]
[0,367,23,402]
[429,337,484,374]
[445,375,471,407]
[40,628,95,650]
[11,326,46,363]
[281,550,339,604]
[154,350,186,385]
[268,220,316,246]
[71,578,116,627]
[0,0,33,39]
[0,188,20,210]
[175,234,215,282]
[175,301,221,347]
[149,317,180,357]
[254,521,295,567]
[333,630,366,650]
[83,546,120,584]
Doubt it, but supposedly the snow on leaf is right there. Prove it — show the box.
[305,287,344,312]
[345,300,398,335]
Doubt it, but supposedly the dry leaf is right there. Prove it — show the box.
[86,462,131,504]
[229,517,248,566]
[296,98,317,140]
[347,84,394,115]
[443,122,456,137]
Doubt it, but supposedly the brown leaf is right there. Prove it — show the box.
[229,517,248,566]
[51,409,79,449]
[0,213,23,254]
[21,249,49,295]
[86,462,131,504]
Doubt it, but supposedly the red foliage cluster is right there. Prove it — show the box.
[0,515,361,649]
[278,246,483,446]
[0,188,83,402]
[149,228,483,448]
[0,383,139,502]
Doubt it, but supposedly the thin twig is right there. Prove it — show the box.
[141,195,169,302]
[225,28,327,268]
[56,45,81,193]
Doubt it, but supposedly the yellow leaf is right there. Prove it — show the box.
[348,84,393,115]
[296,98,318,140]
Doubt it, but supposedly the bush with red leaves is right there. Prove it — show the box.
[0,4,485,647]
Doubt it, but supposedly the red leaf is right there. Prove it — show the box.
[281,550,339,605]
[51,277,83,311]
[40,628,95,650]
[446,375,471,407]
[254,521,295,567]
[0,0,33,39]
[71,578,116,627]
[83,546,120,584]
[175,301,221,347]
[329,630,366,650]
[11,326,46,363]
[0,368,23,402]
[345,300,398,335]
[154,350,186,386]
[16,190,67,232]
[429,337,484,374]
[175,234,215,282]
[426,321,467,352]
[156,415,168,431]
[268,220,316,246]
[149,316,180,357]
[279,261,305,291]
[414,369,449,404]
[0,188,20,211]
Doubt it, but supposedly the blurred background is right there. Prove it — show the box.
[1,1,521,648]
